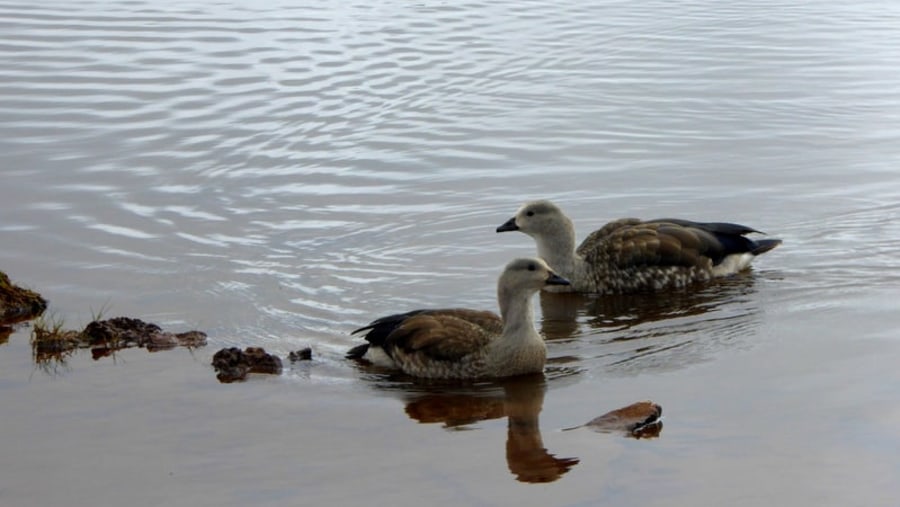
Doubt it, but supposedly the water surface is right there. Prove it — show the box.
[2,0,900,505]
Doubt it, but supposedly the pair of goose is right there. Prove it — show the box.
[347,200,781,380]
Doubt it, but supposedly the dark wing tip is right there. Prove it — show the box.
[650,218,763,236]
[346,343,370,359]
[351,324,374,335]
[350,309,433,344]
[751,238,782,256]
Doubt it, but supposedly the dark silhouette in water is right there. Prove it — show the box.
[401,374,579,483]
[367,373,663,483]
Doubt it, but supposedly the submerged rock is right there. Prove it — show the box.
[212,346,283,383]
[289,347,313,362]
[244,347,283,374]
[83,317,162,347]
[0,271,47,325]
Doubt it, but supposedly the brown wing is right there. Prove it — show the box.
[589,218,643,239]
[576,218,643,260]
[384,309,502,362]
[580,221,725,269]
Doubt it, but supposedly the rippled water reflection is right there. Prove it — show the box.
[2,0,900,505]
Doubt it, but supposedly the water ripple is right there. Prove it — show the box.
[1,0,899,357]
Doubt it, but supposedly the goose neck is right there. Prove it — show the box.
[499,286,537,337]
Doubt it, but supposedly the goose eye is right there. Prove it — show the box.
[526,211,534,217]
[527,263,536,271]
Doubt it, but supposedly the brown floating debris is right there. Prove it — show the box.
[583,400,663,439]
[212,347,283,383]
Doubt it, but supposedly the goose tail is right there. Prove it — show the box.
[751,238,782,256]
[346,343,370,360]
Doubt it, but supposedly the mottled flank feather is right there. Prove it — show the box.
[497,200,781,294]
[346,258,569,379]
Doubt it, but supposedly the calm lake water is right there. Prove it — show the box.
[2,0,900,505]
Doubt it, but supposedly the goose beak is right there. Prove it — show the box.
[496,217,519,233]
[545,272,570,286]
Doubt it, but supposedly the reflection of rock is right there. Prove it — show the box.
[32,328,82,363]
[0,271,47,325]
[573,400,663,439]
[402,375,580,483]
[212,347,283,383]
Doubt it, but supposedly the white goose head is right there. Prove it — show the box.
[499,257,569,293]
[497,257,569,321]
[496,200,573,240]
[497,201,579,276]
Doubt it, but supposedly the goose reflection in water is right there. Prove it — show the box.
[539,273,763,373]
[402,374,578,483]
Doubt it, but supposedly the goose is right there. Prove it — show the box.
[496,200,781,294]
[346,258,570,379]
